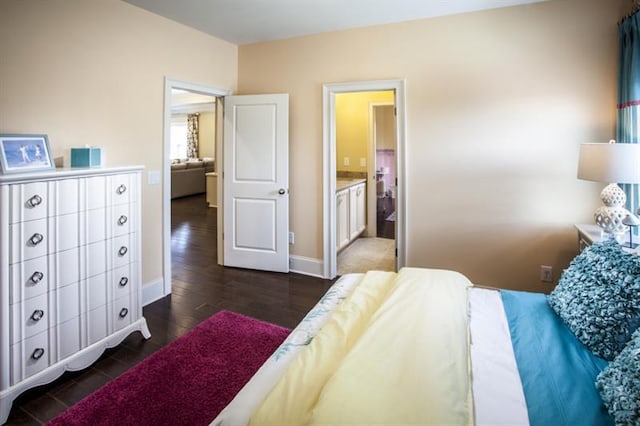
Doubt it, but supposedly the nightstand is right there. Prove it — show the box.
[575,224,639,253]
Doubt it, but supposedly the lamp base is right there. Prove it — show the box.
[594,183,630,236]
[594,206,631,236]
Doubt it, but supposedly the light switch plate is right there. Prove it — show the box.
[343,157,350,166]
[360,157,366,167]
[148,170,160,185]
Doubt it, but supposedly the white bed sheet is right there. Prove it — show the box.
[469,287,529,425]
[212,275,530,426]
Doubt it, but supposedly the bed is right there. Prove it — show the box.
[211,239,640,426]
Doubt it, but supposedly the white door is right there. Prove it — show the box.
[223,94,289,272]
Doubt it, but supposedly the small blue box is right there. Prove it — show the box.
[70,147,102,167]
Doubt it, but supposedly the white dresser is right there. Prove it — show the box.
[0,166,150,423]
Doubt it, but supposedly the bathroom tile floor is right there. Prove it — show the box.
[337,237,396,275]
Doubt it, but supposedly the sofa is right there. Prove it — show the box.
[171,158,214,199]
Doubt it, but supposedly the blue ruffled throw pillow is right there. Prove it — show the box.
[548,238,640,360]
[596,328,640,425]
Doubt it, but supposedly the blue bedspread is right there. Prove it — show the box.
[500,290,613,426]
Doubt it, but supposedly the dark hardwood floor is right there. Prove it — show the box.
[5,194,334,425]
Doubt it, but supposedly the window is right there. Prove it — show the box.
[170,117,188,160]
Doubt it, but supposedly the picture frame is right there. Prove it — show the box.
[0,134,54,175]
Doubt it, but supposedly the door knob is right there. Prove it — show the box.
[278,188,286,195]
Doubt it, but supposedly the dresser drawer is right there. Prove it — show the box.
[11,330,50,384]
[54,212,80,252]
[86,207,107,244]
[57,317,80,360]
[112,203,135,236]
[112,263,135,300]
[112,234,134,269]
[112,294,134,332]
[88,305,109,345]
[9,182,48,224]
[87,272,108,312]
[55,179,79,216]
[111,174,136,205]
[11,292,50,342]
[10,255,49,304]
[87,240,107,278]
[56,282,80,325]
[86,176,107,210]
[10,218,48,262]
[56,247,81,289]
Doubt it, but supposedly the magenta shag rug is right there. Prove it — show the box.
[47,311,290,426]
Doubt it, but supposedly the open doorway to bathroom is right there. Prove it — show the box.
[335,91,396,275]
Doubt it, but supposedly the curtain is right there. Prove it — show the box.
[619,11,640,217]
[187,113,200,159]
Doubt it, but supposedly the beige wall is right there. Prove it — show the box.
[0,0,237,286]
[239,0,622,292]
[199,111,216,160]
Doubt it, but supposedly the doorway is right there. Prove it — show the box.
[162,78,231,297]
[322,80,406,279]
[334,92,396,275]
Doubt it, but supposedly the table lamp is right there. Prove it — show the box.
[577,140,640,236]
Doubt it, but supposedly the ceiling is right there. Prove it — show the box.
[122,0,548,45]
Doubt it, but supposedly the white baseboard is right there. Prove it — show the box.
[142,277,165,306]
[290,255,325,278]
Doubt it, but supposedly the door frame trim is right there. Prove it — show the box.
[322,79,407,279]
[162,77,231,296]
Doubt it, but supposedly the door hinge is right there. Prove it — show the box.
[394,107,397,116]
[395,248,398,257]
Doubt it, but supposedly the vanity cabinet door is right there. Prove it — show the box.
[355,183,366,235]
[337,189,350,251]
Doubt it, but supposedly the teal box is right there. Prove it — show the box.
[70,147,102,167]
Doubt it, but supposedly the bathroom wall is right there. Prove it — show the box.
[336,91,395,175]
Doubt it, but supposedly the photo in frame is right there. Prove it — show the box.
[0,134,54,175]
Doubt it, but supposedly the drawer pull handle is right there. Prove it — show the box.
[27,194,43,208]
[30,309,44,322]
[118,246,128,256]
[31,348,45,360]
[117,215,128,225]
[30,271,44,284]
[116,184,127,194]
[119,308,129,318]
[28,233,44,246]
[119,277,129,287]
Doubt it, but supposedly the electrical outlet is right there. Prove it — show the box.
[289,232,294,244]
[540,265,553,283]
[343,157,350,166]
[360,157,366,167]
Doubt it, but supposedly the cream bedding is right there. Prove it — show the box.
[211,268,529,426]
[250,267,474,426]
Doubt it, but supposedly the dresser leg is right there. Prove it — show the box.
[138,318,151,340]
[0,393,15,425]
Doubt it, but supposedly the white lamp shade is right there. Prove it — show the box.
[577,142,640,184]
